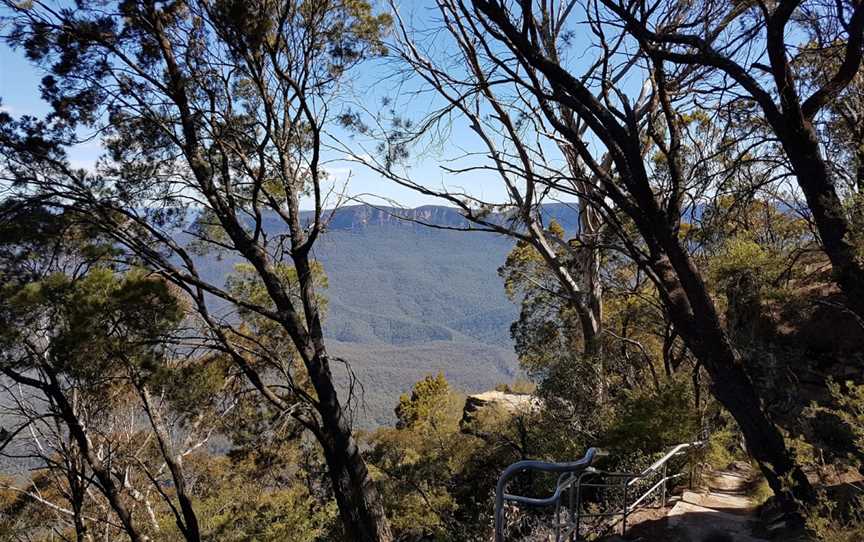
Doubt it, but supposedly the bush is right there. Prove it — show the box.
[806,380,864,466]
[806,494,864,542]
[603,379,700,456]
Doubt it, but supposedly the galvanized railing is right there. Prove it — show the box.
[493,441,703,541]
[494,447,601,542]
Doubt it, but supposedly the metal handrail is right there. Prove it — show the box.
[631,441,702,485]
[494,447,601,542]
[578,441,704,537]
[493,441,704,541]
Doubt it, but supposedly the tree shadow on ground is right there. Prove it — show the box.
[597,508,766,542]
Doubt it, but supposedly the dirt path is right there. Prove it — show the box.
[665,469,766,541]
[613,468,767,542]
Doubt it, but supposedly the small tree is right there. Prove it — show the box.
[0,203,218,540]
[0,1,393,539]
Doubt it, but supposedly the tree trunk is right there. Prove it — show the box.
[779,119,864,319]
[468,2,813,516]
[857,152,864,198]
[154,33,394,537]
[44,375,146,542]
[527,220,602,358]
[138,385,201,542]
[71,495,87,541]
[650,231,813,516]
[283,184,394,541]
[578,243,603,359]
[854,144,864,230]
[65,444,89,542]
[562,132,605,360]
[307,351,394,542]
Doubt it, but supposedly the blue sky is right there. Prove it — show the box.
[0,33,512,210]
[0,2,580,211]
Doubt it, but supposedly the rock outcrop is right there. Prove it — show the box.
[460,390,538,429]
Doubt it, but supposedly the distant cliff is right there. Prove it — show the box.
[321,205,472,230]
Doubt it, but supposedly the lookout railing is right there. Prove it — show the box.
[494,441,704,541]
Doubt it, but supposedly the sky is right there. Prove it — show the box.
[0,32,512,210]
[0,39,466,209]
[0,1,590,211]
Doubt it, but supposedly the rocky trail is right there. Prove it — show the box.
[607,466,768,542]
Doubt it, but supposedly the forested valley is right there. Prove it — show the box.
[0,1,863,541]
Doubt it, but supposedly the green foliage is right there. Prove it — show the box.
[368,373,479,540]
[395,372,452,430]
[710,236,774,288]
[227,261,329,318]
[751,478,774,506]
[149,354,232,418]
[806,494,864,542]
[699,198,809,296]
[1,265,183,383]
[0,217,186,405]
[201,484,336,542]
[602,379,700,456]
[703,427,742,470]
[824,380,864,458]
[222,259,331,405]
[848,191,864,261]
[191,440,339,542]
[806,380,864,468]
[499,221,564,301]
[498,226,586,376]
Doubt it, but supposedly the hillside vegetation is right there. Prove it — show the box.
[187,203,581,425]
[188,204,570,424]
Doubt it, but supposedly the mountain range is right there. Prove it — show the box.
[195,204,581,426]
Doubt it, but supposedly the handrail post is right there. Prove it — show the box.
[621,477,628,535]
[493,449,598,542]
[568,474,575,542]
[661,462,668,508]
[555,497,561,542]
[690,441,702,490]
[494,466,509,542]
[575,472,583,541]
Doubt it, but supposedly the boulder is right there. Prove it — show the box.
[460,390,538,429]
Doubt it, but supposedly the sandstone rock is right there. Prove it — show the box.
[460,391,538,428]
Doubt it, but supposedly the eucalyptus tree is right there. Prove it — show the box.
[602,0,864,319]
[361,0,815,518]
[0,202,216,541]
[340,0,654,368]
[0,1,393,539]
[471,0,817,513]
